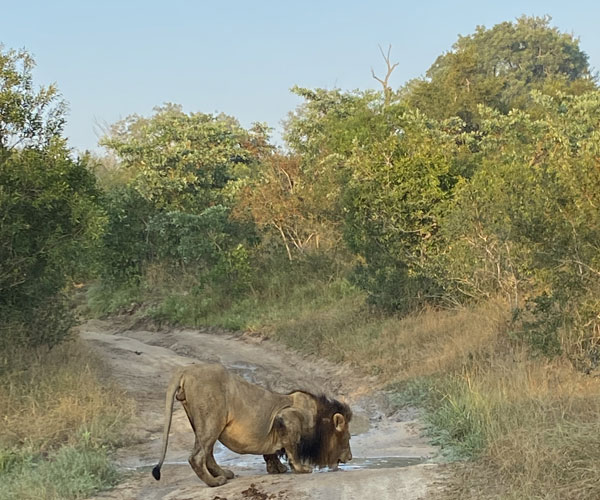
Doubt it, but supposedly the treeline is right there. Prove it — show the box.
[2,16,600,367]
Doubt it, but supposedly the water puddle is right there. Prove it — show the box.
[338,456,425,471]
[133,455,425,475]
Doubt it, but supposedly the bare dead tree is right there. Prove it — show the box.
[371,44,399,107]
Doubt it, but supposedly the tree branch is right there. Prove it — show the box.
[371,44,399,106]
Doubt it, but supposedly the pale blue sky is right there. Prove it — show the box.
[1,1,598,152]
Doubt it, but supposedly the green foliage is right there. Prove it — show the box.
[387,377,436,409]
[0,45,66,150]
[405,16,595,130]
[443,92,600,316]
[0,145,103,294]
[149,207,253,265]
[284,87,393,230]
[96,104,265,301]
[100,104,268,212]
[511,294,564,357]
[0,144,105,349]
[344,112,470,310]
[283,87,471,309]
[98,185,154,283]
[0,46,106,348]
[285,86,388,161]
[389,377,488,460]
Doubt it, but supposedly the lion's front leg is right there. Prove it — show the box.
[274,408,313,474]
[286,454,312,474]
[263,453,287,474]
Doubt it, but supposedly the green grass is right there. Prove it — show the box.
[387,377,488,461]
[86,255,361,334]
[387,362,600,499]
[86,281,143,317]
[0,440,120,500]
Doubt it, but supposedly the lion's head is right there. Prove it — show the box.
[295,394,353,469]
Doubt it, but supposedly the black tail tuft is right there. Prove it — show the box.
[152,465,161,481]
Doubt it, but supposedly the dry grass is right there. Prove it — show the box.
[439,358,600,500]
[270,290,600,499]
[272,294,510,383]
[0,339,134,499]
[0,339,134,452]
[358,299,510,380]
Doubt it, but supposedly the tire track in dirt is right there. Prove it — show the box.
[82,318,441,500]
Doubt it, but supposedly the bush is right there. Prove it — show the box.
[98,185,154,283]
[0,145,105,349]
[0,294,76,351]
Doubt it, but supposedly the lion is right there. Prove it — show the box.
[152,363,352,487]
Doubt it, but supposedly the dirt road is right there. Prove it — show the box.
[82,318,441,500]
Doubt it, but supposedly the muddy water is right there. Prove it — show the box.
[340,456,424,470]
[135,455,425,476]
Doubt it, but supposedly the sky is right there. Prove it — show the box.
[1,1,599,153]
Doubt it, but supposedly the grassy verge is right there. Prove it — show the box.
[275,287,600,499]
[0,340,134,500]
[427,361,600,499]
[86,255,356,332]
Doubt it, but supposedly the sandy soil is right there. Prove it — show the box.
[81,318,442,500]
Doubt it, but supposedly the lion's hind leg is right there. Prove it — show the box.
[181,384,229,487]
[189,437,227,487]
[207,450,234,479]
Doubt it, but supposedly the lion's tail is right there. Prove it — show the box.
[152,368,184,481]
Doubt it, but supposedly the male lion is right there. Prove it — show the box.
[152,363,352,487]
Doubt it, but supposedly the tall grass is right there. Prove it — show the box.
[434,360,600,499]
[223,278,600,499]
[376,307,600,499]
[0,340,134,500]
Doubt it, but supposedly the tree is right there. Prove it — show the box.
[0,47,105,348]
[282,85,472,309]
[344,111,470,310]
[235,153,330,260]
[371,45,399,107]
[0,45,66,150]
[440,91,600,359]
[282,87,394,250]
[97,106,267,287]
[405,16,595,129]
[100,104,268,213]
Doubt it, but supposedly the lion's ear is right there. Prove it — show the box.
[333,413,346,432]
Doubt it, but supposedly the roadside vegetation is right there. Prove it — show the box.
[3,15,600,500]
[0,48,132,499]
[0,341,133,500]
